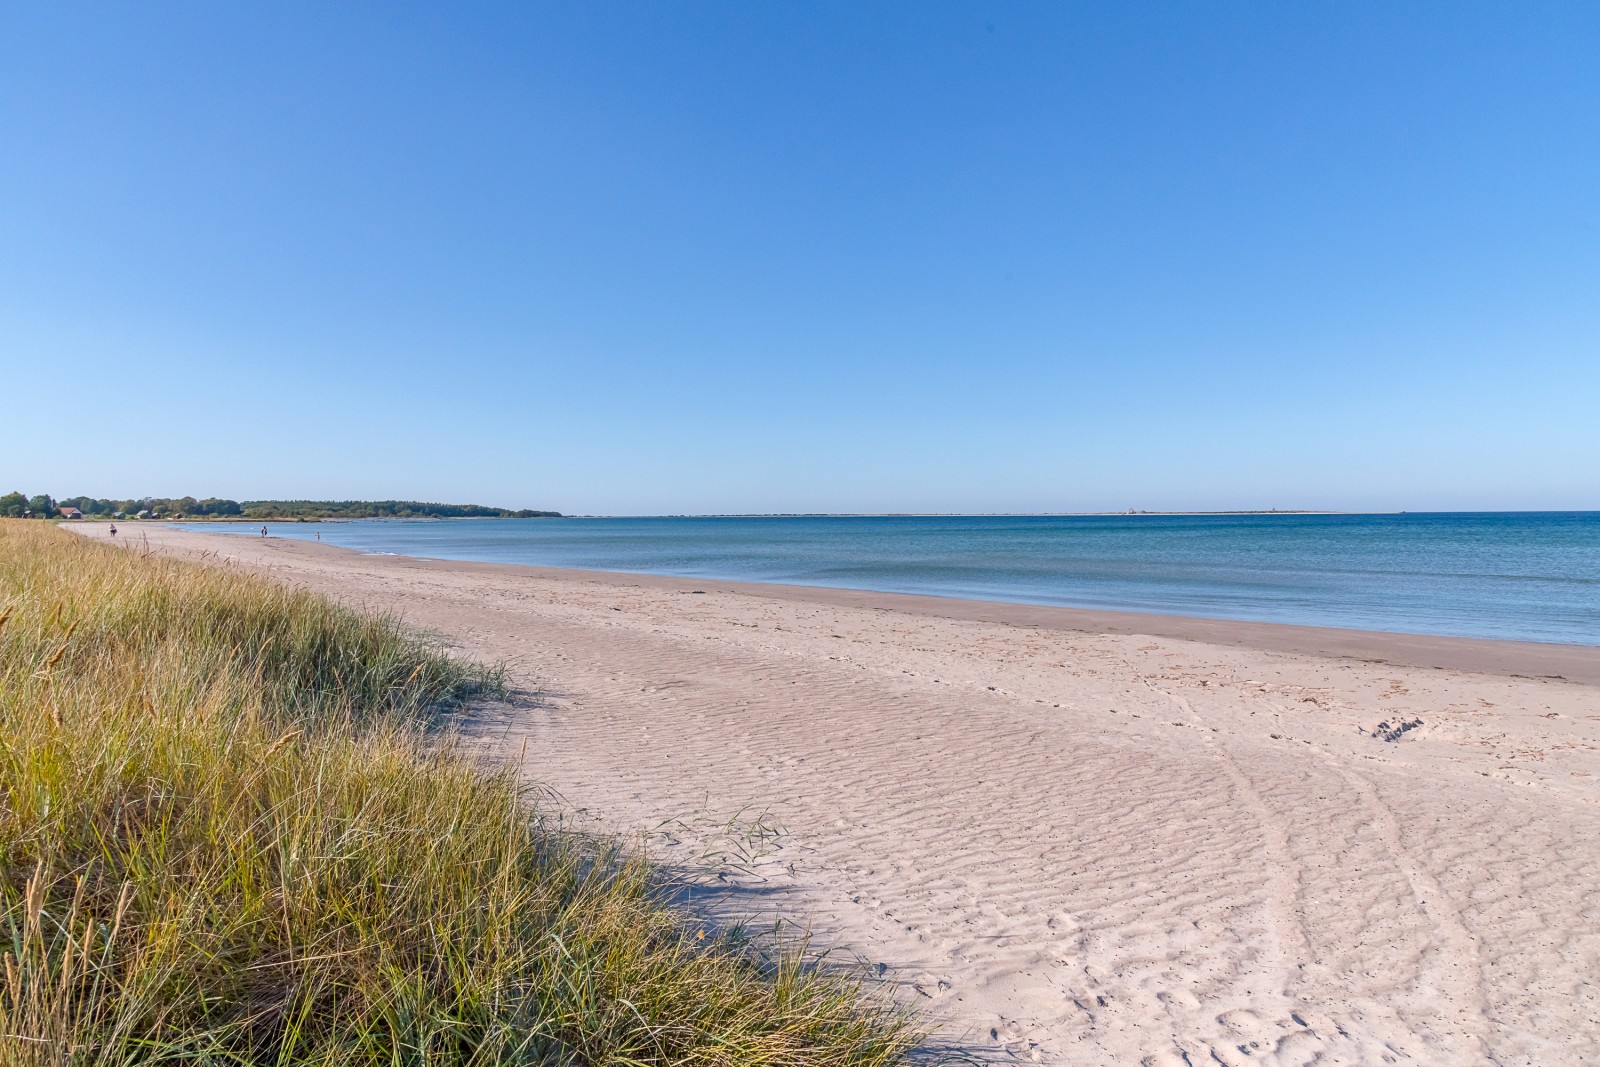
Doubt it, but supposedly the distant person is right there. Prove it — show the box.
[108,523,117,537]
[261,525,268,538]
[316,530,321,541]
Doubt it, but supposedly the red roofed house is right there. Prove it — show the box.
[57,506,83,519]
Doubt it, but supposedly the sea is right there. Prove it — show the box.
[175,512,1600,646]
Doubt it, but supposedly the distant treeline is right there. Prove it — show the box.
[1,493,560,520]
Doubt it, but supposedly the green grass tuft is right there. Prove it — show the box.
[0,521,918,1065]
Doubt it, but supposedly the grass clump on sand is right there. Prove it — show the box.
[0,521,916,1065]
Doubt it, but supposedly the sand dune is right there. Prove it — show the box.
[79,524,1600,1065]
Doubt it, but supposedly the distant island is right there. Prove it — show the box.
[1,492,560,520]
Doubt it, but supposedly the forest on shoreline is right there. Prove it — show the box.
[0,492,560,520]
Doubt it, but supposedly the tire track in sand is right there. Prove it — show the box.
[1264,698,1499,1064]
[1126,670,1316,1066]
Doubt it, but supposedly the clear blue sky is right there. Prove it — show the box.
[4,2,1596,515]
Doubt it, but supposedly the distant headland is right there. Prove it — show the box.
[1,492,560,521]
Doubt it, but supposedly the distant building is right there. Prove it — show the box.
[57,506,83,519]
[136,510,151,520]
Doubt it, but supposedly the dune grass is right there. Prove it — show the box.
[0,521,917,1065]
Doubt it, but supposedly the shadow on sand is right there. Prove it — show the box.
[454,687,996,1065]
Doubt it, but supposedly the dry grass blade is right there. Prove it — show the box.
[42,621,77,670]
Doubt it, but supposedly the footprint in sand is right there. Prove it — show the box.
[1139,1050,1195,1067]
[1045,910,1080,936]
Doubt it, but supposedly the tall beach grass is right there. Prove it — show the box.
[0,521,916,1065]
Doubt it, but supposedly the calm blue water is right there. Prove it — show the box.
[177,513,1600,646]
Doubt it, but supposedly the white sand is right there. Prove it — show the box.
[79,524,1600,1065]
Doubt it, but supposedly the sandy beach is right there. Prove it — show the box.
[78,524,1600,1065]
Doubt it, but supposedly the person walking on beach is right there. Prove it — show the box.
[108,523,116,537]
[261,525,268,538]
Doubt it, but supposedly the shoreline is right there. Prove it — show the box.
[408,561,1600,682]
[159,525,1600,685]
